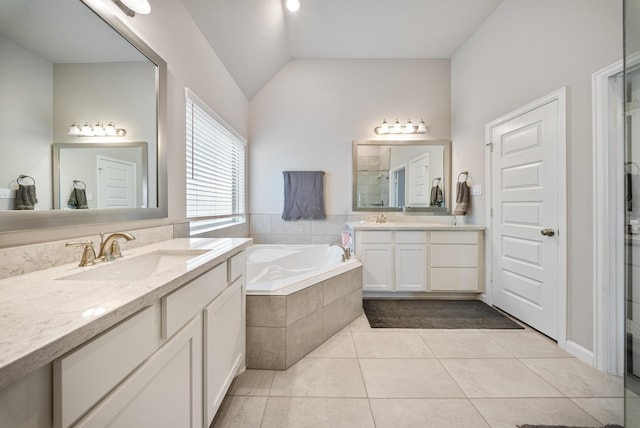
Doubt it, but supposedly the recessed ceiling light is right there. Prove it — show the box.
[286,0,300,12]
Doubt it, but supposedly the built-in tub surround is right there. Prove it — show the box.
[0,237,252,391]
[245,244,363,369]
[0,224,174,280]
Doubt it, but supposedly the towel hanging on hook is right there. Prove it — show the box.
[15,175,37,210]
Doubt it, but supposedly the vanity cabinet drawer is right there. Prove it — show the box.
[430,245,478,267]
[395,231,427,244]
[360,231,393,244]
[162,261,227,338]
[53,303,162,428]
[430,231,478,244]
[229,251,246,284]
[430,268,480,292]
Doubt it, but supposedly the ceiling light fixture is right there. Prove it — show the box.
[286,0,300,12]
[374,118,428,135]
[113,0,151,17]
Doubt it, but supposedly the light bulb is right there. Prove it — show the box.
[80,122,93,136]
[403,119,414,134]
[286,0,300,12]
[379,119,389,134]
[392,119,402,134]
[417,119,427,133]
[105,122,117,136]
[93,122,106,136]
[68,123,81,136]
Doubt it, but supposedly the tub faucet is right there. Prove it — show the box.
[329,243,351,262]
[98,232,136,261]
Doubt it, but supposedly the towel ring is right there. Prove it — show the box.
[17,175,35,186]
[73,180,87,190]
[626,162,640,174]
[431,177,441,186]
[457,171,469,183]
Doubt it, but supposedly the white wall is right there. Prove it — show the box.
[451,0,622,351]
[249,59,451,219]
[0,36,53,211]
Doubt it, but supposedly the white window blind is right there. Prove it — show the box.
[185,89,245,230]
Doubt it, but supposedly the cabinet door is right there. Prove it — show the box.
[75,316,203,428]
[395,244,427,292]
[360,244,394,291]
[204,279,245,425]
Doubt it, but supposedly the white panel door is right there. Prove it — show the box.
[408,153,429,206]
[490,99,560,339]
[97,156,136,209]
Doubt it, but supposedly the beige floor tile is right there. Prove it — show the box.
[269,358,366,397]
[521,358,624,397]
[486,331,571,358]
[441,359,563,398]
[307,329,357,358]
[472,398,602,428]
[419,332,511,358]
[572,397,624,426]
[210,396,267,428]
[370,398,490,428]
[359,358,465,398]
[353,331,435,358]
[349,313,373,331]
[227,369,274,396]
[261,397,375,428]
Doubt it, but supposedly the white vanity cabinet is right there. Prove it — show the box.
[52,249,247,428]
[351,225,484,295]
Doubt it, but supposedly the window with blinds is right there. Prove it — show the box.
[185,89,246,233]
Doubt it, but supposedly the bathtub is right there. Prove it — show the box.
[246,244,362,295]
[245,244,363,369]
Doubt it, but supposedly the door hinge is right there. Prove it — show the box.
[486,142,494,152]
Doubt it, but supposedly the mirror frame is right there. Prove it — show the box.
[0,0,167,233]
[352,139,452,213]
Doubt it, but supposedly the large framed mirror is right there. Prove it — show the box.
[353,140,451,213]
[0,0,166,232]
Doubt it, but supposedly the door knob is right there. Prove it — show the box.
[540,228,555,237]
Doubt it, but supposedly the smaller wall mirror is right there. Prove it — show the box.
[353,140,451,213]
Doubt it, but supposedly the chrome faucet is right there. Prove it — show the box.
[98,232,136,261]
[329,243,351,262]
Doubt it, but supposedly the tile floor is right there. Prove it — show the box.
[212,312,624,428]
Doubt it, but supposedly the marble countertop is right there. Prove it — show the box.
[346,221,485,231]
[0,237,252,391]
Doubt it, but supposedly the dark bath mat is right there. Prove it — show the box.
[362,299,525,329]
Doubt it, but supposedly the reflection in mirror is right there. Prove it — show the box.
[52,142,148,210]
[0,0,167,232]
[352,140,451,213]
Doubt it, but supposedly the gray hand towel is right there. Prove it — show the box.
[68,188,89,209]
[282,171,326,221]
[454,181,469,215]
[15,184,37,210]
[430,184,443,206]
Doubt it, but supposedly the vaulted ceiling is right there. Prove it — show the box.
[180,0,504,99]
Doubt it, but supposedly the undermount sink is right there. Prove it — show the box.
[59,249,211,281]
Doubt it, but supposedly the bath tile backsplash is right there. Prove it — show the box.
[250,214,357,245]
[0,225,174,280]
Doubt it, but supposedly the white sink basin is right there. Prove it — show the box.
[59,249,211,281]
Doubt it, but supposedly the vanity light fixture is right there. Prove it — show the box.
[286,0,301,12]
[113,0,151,17]
[68,121,127,137]
[374,118,428,135]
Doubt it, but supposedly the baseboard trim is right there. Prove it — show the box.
[564,340,594,366]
